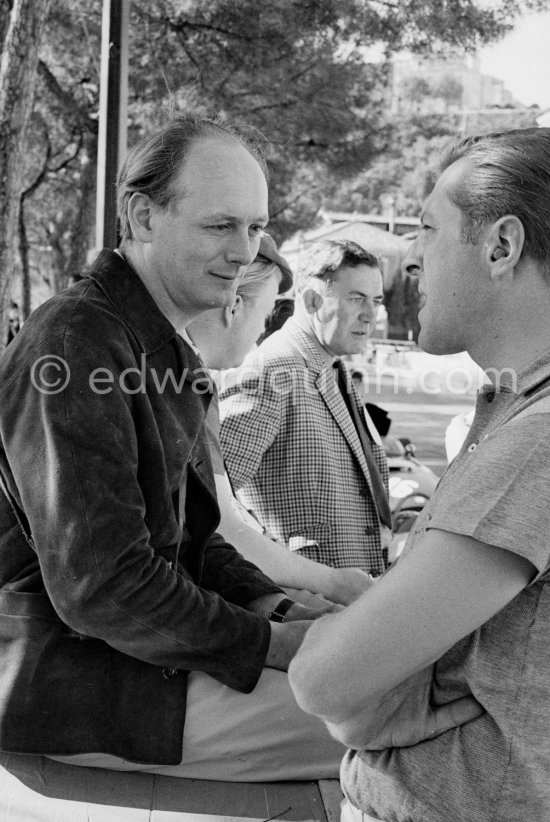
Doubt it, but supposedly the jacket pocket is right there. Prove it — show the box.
[288,522,332,556]
[0,591,186,764]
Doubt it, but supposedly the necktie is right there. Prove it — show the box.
[334,360,393,529]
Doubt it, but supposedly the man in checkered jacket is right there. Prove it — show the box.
[219,239,390,576]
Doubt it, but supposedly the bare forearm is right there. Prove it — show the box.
[289,530,534,721]
[223,514,333,591]
[215,473,372,604]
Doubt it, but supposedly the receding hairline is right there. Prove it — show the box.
[170,131,267,188]
[164,133,269,221]
[184,131,267,168]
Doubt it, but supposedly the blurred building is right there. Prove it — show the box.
[391,52,519,114]
[389,52,539,131]
[280,211,415,292]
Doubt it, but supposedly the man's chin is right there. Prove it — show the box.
[346,337,369,355]
[418,329,464,356]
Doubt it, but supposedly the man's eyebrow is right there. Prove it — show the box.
[205,212,269,223]
[349,289,383,299]
[420,209,435,223]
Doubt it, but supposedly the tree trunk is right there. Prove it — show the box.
[0,0,52,351]
[0,1,14,45]
[64,133,98,284]
[18,194,31,319]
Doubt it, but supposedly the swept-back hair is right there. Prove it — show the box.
[237,260,281,302]
[116,112,268,240]
[294,239,379,293]
[438,127,550,270]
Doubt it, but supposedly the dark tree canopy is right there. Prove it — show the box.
[124,0,548,240]
[2,0,549,332]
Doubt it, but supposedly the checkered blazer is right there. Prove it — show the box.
[219,318,388,575]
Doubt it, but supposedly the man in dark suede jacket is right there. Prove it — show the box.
[0,115,472,799]
[0,114,345,784]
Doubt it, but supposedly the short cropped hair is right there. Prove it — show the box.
[258,298,295,343]
[116,113,268,240]
[294,239,379,293]
[438,127,550,270]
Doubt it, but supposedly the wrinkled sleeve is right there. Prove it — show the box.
[426,414,550,582]
[201,531,283,606]
[0,332,272,693]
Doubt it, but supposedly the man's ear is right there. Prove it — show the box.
[222,294,243,328]
[486,215,525,281]
[301,287,324,315]
[127,193,154,243]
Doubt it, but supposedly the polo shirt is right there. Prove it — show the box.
[341,351,550,822]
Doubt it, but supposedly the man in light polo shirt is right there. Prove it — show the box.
[289,127,550,822]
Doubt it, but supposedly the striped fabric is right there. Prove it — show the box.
[219,318,388,575]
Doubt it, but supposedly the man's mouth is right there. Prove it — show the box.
[210,271,239,282]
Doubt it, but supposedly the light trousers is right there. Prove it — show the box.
[48,667,344,782]
[340,797,385,822]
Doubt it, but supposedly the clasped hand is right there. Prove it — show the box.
[325,665,485,750]
[248,593,340,672]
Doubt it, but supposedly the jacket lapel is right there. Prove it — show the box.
[315,365,373,485]
[284,321,373,485]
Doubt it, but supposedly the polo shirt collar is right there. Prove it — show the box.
[480,347,550,400]
[516,348,550,397]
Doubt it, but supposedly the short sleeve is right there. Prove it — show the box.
[426,413,550,579]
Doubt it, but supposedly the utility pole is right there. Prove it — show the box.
[95,0,129,250]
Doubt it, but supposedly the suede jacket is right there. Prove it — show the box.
[0,250,281,764]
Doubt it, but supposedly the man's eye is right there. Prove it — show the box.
[421,224,433,232]
[250,225,266,234]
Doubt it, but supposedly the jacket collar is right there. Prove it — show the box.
[84,249,177,356]
[282,317,335,374]
[275,318,374,483]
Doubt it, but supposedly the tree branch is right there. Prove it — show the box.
[269,185,319,219]
[22,139,52,198]
[37,60,97,133]
[173,31,203,72]
[166,16,257,43]
[48,128,84,174]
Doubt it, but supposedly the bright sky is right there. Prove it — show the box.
[479,9,550,110]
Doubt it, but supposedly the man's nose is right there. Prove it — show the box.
[226,230,258,267]
[360,303,378,323]
[402,239,421,279]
